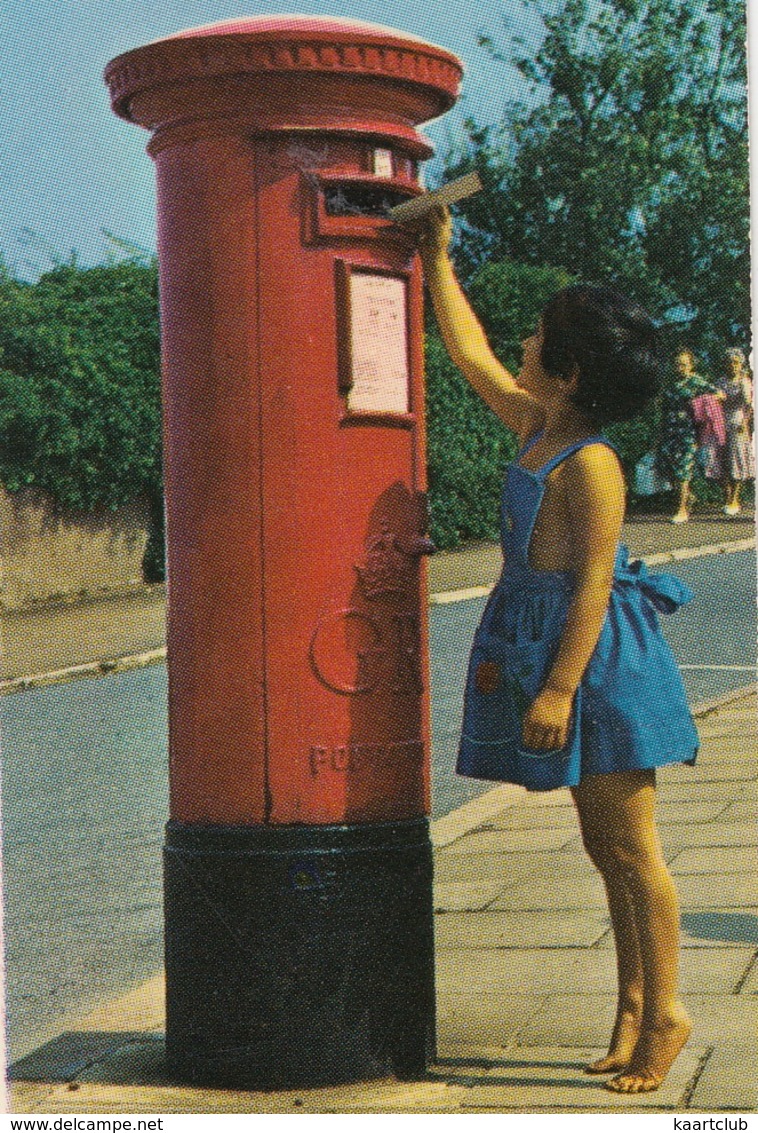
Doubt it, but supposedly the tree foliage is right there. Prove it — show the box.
[446,0,749,359]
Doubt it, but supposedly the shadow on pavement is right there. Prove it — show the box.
[681,911,758,945]
[9,1032,166,1085]
[11,1034,605,1095]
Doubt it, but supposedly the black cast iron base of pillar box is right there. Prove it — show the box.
[163,817,436,1089]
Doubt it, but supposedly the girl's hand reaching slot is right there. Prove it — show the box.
[522,687,575,752]
[416,205,453,264]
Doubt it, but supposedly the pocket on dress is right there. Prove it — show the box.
[461,634,545,747]
[459,629,582,789]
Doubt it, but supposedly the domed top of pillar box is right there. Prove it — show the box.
[104,14,463,157]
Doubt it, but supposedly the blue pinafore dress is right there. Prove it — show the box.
[457,435,699,791]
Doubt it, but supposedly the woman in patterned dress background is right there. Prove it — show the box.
[656,348,718,523]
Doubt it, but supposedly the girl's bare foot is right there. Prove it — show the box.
[585,1005,642,1074]
[604,1006,692,1094]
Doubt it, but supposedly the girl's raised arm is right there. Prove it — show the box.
[418,208,543,441]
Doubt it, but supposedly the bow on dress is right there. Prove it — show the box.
[614,546,694,614]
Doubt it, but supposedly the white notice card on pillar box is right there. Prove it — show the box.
[347,273,409,415]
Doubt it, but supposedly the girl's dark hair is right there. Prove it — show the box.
[540,284,662,425]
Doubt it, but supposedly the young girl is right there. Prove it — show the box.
[418,207,698,1094]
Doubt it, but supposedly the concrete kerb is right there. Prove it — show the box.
[429,536,755,605]
[2,536,754,695]
[431,783,526,848]
[640,536,754,566]
[687,681,757,719]
[0,648,167,694]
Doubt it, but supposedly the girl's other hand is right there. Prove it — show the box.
[522,687,575,751]
[416,206,453,264]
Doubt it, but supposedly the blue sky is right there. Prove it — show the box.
[1,0,538,278]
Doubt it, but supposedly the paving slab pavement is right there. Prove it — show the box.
[690,1047,757,1113]
[1,586,167,683]
[9,684,756,1114]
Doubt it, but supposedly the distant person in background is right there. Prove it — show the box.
[719,348,754,516]
[691,386,726,488]
[656,349,718,523]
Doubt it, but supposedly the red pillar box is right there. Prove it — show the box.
[105,15,462,1089]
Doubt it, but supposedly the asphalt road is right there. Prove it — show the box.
[2,549,755,1062]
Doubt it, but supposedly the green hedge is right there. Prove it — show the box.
[425,331,517,549]
[0,259,165,580]
[2,255,731,583]
[422,257,735,547]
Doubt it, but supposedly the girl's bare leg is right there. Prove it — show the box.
[572,789,644,1072]
[573,770,692,1093]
